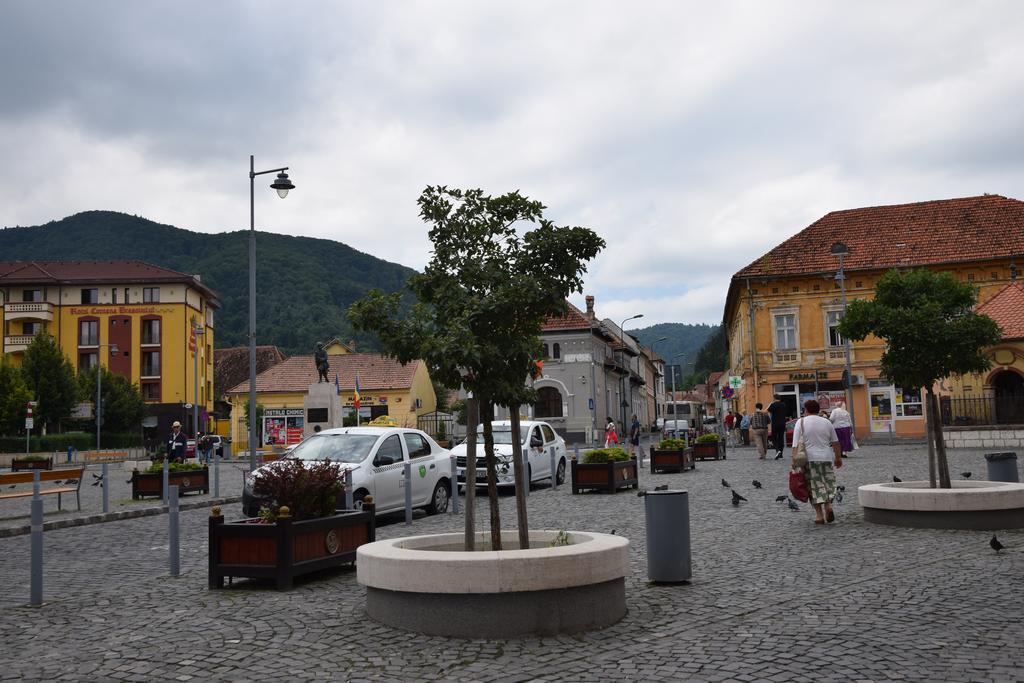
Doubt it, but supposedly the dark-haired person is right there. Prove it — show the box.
[767,395,789,459]
[791,399,843,524]
[750,403,770,458]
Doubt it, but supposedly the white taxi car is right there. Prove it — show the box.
[452,420,567,490]
[242,426,452,517]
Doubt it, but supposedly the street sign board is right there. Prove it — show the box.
[728,375,743,388]
[25,417,34,429]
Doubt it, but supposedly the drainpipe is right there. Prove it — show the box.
[746,278,759,402]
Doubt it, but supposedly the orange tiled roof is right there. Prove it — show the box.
[707,371,725,385]
[227,353,420,395]
[733,195,1024,279]
[542,301,593,331]
[977,283,1024,340]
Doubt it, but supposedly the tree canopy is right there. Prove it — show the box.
[76,367,147,434]
[0,358,32,435]
[20,334,77,431]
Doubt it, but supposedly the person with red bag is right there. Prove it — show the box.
[791,399,843,524]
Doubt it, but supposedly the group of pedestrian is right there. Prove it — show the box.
[165,421,220,464]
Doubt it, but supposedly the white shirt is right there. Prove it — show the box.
[792,415,838,462]
[829,407,852,429]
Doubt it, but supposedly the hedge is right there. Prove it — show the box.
[0,432,143,453]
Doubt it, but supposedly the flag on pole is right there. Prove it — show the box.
[334,373,341,396]
[354,373,362,410]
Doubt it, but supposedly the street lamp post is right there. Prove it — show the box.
[831,242,857,440]
[669,352,685,432]
[649,336,668,426]
[192,316,205,447]
[248,155,295,471]
[618,314,643,433]
[96,344,119,450]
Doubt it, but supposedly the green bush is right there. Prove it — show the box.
[145,460,204,474]
[656,438,688,450]
[695,433,720,444]
[0,432,142,453]
[581,447,631,464]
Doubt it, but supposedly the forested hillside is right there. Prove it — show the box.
[632,323,720,387]
[0,211,415,355]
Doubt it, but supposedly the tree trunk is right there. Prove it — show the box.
[925,386,937,489]
[509,408,529,549]
[481,401,502,550]
[927,389,952,488]
[463,396,479,551]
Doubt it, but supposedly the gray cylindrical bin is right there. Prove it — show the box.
[644,489,692,583]
[984,452,1019,483]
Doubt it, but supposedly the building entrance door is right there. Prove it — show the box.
[869,382,894,434]
[993,370,1024,424]
[772,384,800,419]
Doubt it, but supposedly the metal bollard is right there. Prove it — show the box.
[550,447,557,489]
[404,462,413,525]
[449,453,459,514]
[344,468,354,510]
[30,471,43,606]
[213,451,220,498]
[102,462,109,513]
[162,458,170,505]
[169,485,180,577]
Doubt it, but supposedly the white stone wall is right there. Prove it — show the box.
[945,428,1024,449]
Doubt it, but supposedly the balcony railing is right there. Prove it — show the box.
[4,302,54,321]
[4,334,39,351]
[941,396,1024,426]
[825,347,854,364]
[773,350,801,365]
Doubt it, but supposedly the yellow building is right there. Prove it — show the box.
[1,260,218,436]
[225,341,436,451]
[722,194,1024,440]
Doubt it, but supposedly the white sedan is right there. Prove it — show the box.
[452,420,567,489]
[242,426,452,517]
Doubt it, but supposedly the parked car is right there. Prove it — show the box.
[452,420,567,489]
[242,426,452,517]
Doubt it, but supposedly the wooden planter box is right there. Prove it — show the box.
[130,465,210,499]
[571,458,639,494]
[693,441,726,461]
[650,447,695,473]
[209,503,376,590]
[11,457,53,471]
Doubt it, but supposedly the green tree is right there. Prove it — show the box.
[20,334,77,432]
[0,358,33,435]
[349,186,604,550]
[77,367,147,434]
[838,269,1001,488]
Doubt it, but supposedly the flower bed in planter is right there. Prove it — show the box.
[131,463,209,499]
[650,439,694,473]
[209,501,376,590]
[11,456,53,471]
[571,448,638,494]
[692,436,725,461]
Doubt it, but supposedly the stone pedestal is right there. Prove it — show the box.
[304,382,343,437]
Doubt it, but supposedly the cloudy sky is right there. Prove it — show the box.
[3,1,1023,328]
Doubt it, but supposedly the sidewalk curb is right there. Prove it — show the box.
[0,496,243,539]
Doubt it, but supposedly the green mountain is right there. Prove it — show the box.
[631,323,720,388]
[0,211,416,355]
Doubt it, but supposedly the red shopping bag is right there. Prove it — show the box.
[789,469,810,503]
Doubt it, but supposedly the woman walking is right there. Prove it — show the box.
[791,399,843,524]
[829,402,854,457]
[604,419,619,448]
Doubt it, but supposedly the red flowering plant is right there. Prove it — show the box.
[251,458,344,521]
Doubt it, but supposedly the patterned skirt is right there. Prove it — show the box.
[807,461,837,504]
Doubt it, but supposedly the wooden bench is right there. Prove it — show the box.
[0,467,84,511]
[84,451,129,463]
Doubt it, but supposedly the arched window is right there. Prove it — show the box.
[553,343,561,359]
[541,343,549,359]
[534,386,563,418]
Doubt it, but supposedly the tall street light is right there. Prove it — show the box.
[191,315,205,444]
[649,336,668,426]
[669,352,685,432]
[249,155,295,471]
[96,344,119,451]
[618,314,643,433]
[831,242,857,440]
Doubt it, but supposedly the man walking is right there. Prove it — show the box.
[767,395,789,459]
[750,403,770,458]
[629,414,641,458]
[167,421,188,463]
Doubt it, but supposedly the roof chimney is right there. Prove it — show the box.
[585,295,595,320]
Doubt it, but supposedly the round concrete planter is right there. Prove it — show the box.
[859,480,1024,530]
[357,530,629,638]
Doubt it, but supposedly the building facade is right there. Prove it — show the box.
[722,194,1024,440]
[1,260,217,437]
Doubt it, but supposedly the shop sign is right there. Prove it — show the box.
[69,306,175,315]
[264,408,305,417]
[789,372,829,381]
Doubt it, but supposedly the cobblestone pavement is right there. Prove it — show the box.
[1,441,1021,682]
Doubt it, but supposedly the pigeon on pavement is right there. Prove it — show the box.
[961,471,972,479]
[991,535,1004,553]
[721,478,730,488]
[752,480,762,489]
[731,490,747,506]
[893,476,902,483]
[654,484,668,491]
[787,498,800,511]
[775,494,787,502]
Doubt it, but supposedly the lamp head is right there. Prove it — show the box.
[270,171,295,198]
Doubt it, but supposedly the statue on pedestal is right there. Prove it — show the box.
[314,342,329,383]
